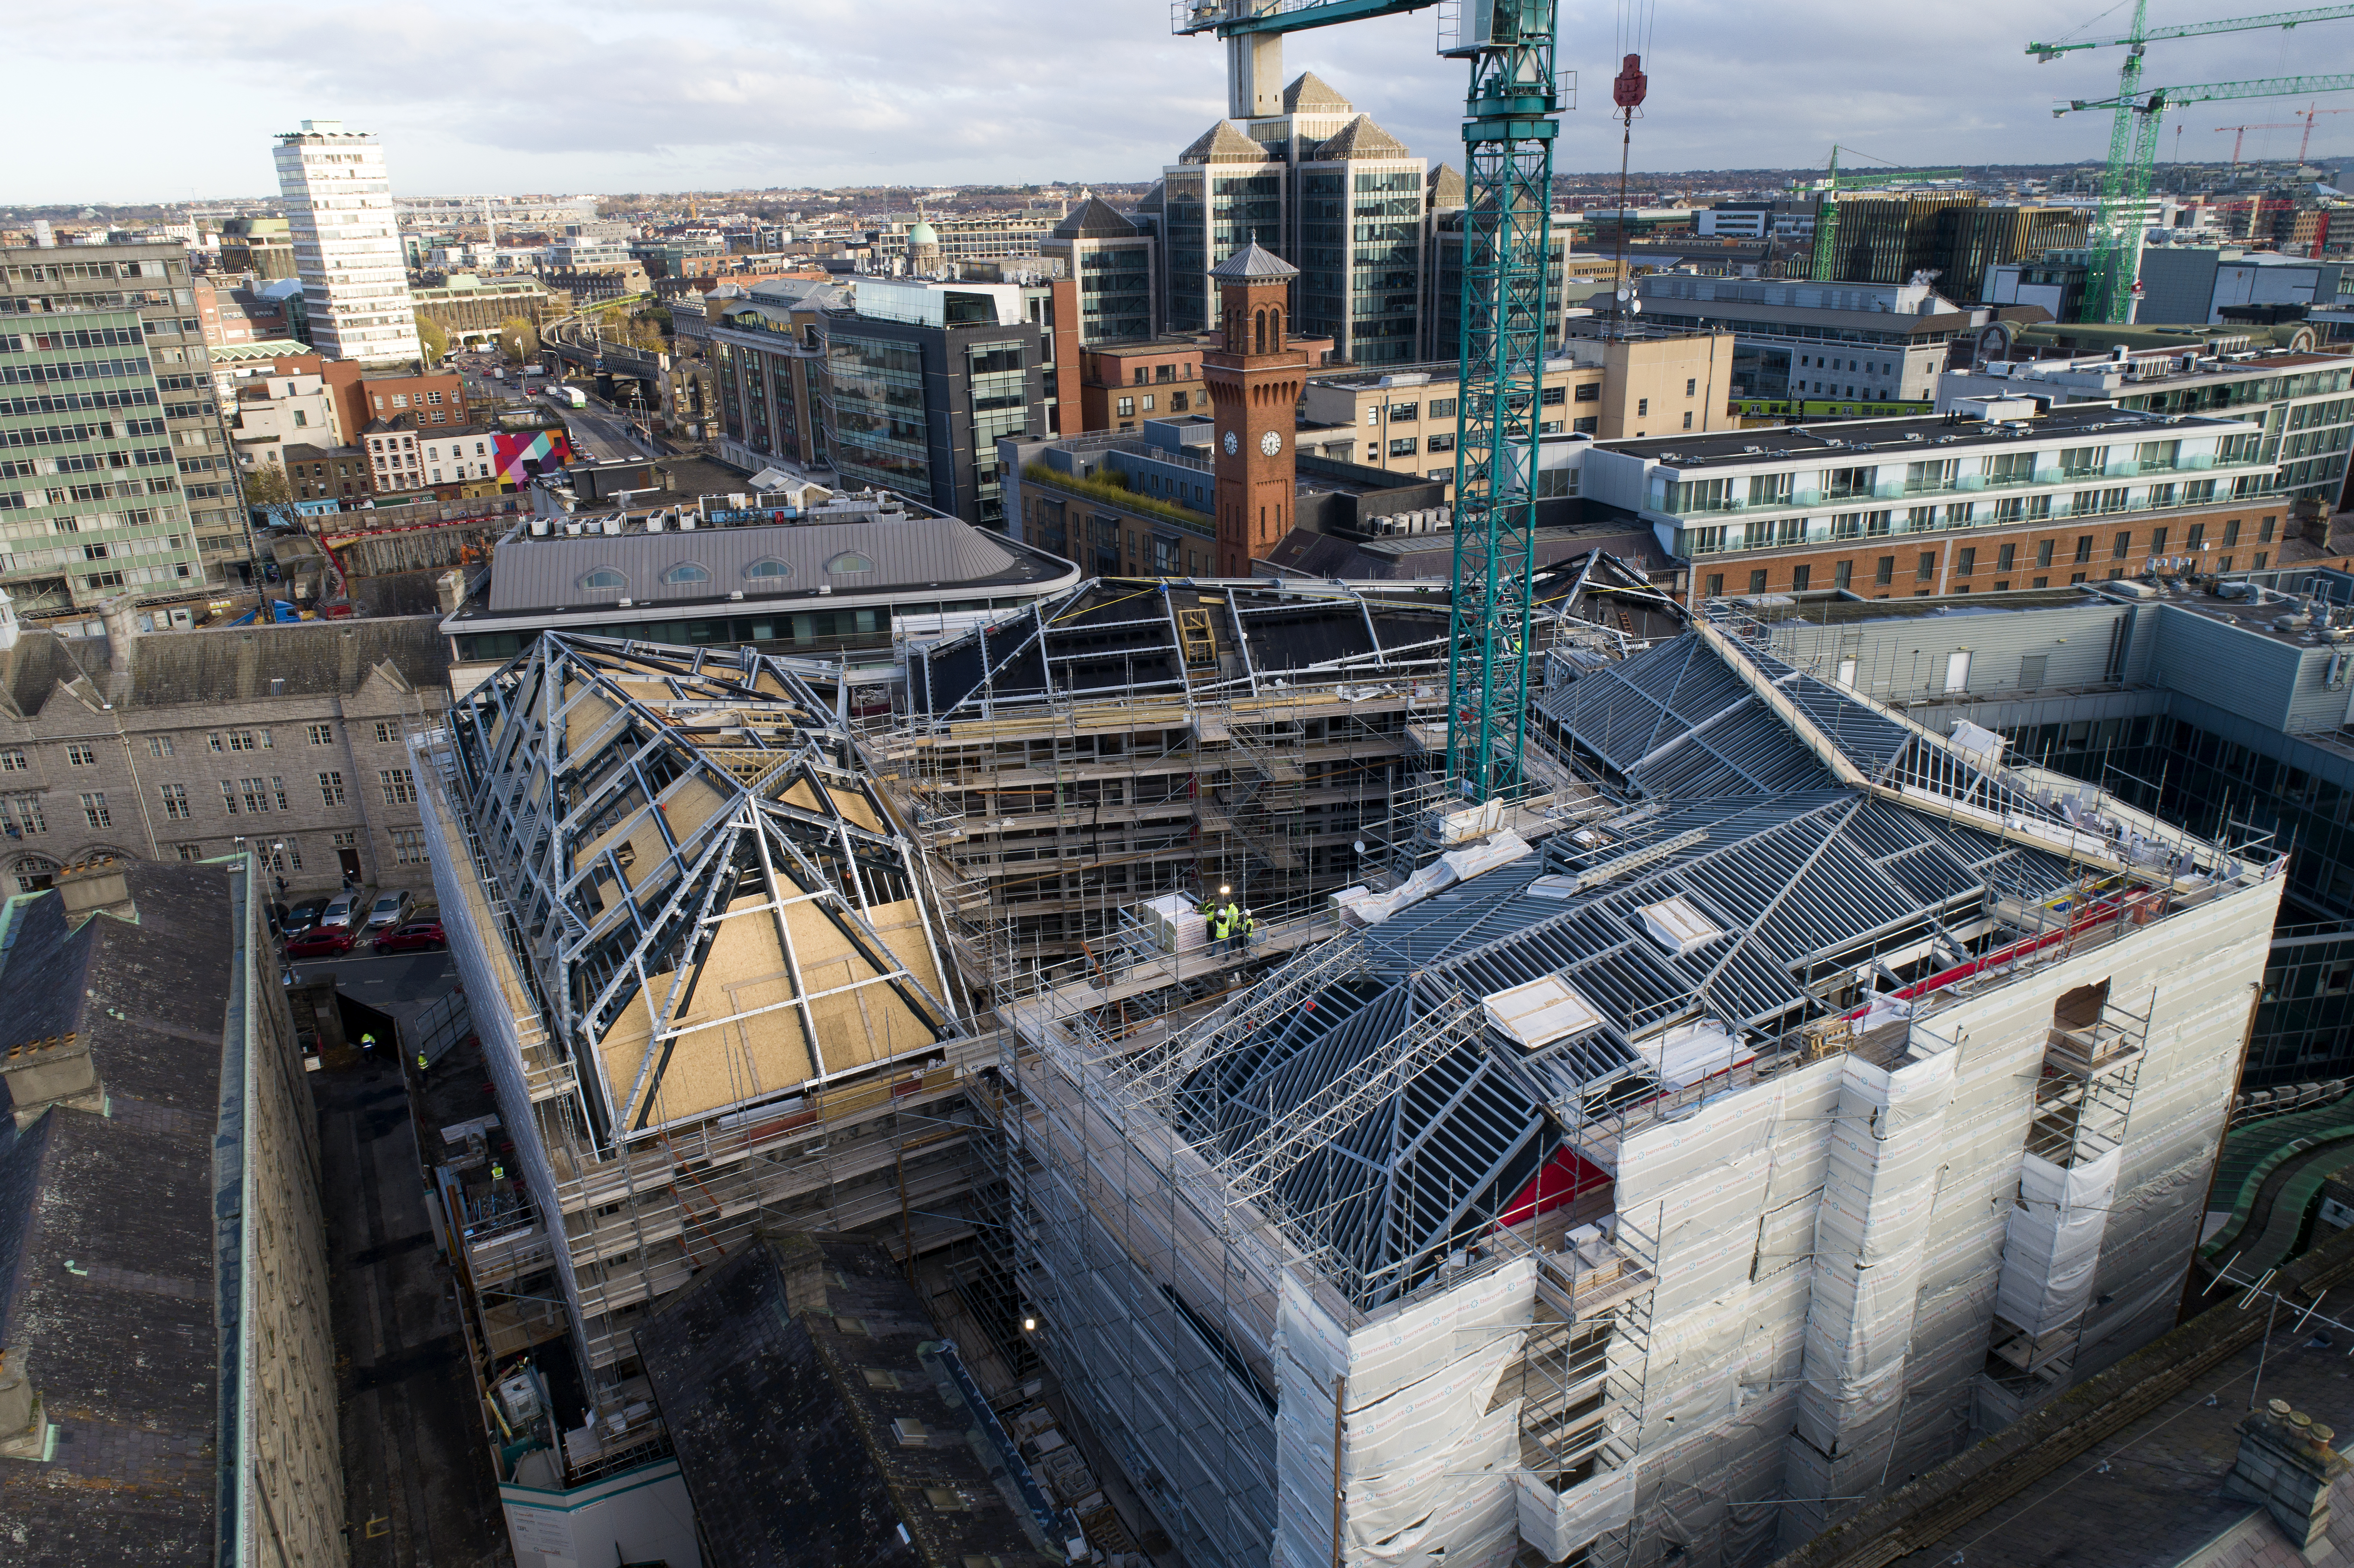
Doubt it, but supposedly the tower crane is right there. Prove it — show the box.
[1174,0,1566,800]
[2215,120,2305,165]
[1805,146,1968,283]
[2027,2,2354,324]
[2286,103,2354,159]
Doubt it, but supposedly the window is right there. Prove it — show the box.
[1748,569,1768,593]
[825,551,875,574]
[1917,552,1935,582]
[744,558,791,579]
[219,781,239,816]
[1703,573,1723,597]
[1682,411,1693,430]
[305,722,333,745]
[1572,384,1599,404]
[65,744,97,767]
[1538,387,1564,407]
[159,783,189,820]
[0,796,43,837]
[1685,378,1697,396]
[236,778,269,814]
[2261,516,2277,544]
[660,562,713,585]
[2074,535,2092,564]
[270,775,288,811]
[1429,398,1457,418]
[147,735,173,758]
[79,792,109,829]
[0,750,22,772]
[2113,531,2131,560]
[390,828,430,866]
[2036,540,2054,569]
[380,768,415,806]
[1834,560,1853,591]
[2149,526,2168,556]
[1388,437,1417,457]
[1996,543,2017,572]
[2186,522,2205,550]
[1116,396,1134,417]
[211,728,268,753]
[578,568,627,593]
[318,771,346,807]
[175,844,203,862]
[1792,564,1811,591]
[373,722,396,745]
[1636,398,1648,417]
[1956,547,1976,576]
[2223,518,2242,547]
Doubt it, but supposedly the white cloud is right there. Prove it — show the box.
[5,0,2349,202]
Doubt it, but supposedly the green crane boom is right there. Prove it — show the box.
[2029,2,2354,325]
[1176,0,1564,800]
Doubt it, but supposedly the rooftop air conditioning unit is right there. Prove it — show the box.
[679,513,697,530]
[646,512,665,532]
[530,517,550,537]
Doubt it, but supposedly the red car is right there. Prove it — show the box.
[285,928,356,959]
[373,920,445,954]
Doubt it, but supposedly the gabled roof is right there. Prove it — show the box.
[0,618,450,719]
[1134,180,1165,215]
[1428,162,1466,209]
[1179,121,1275,164]
[1311,113,1413,162]
[1210,240,1298,282]
[1283,71,1352,112]
[1050,196,1138,241]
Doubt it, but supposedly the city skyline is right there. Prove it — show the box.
[7,0,2353,203]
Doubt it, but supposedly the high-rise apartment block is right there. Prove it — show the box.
[0,241,228,607]
[273,120,424,367]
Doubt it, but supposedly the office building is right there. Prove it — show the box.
[1038,196,1157,344]
[707,280,842,476]
[1575,398,2295,607]
[1302,326,1736,496]
[1634,272,2038,409]
[273,119,424,366]
[1939,335,2354,511]
[1160,72,1438,366]
[0,854,344,1567]
[2130,248,2351,327]
[0,240,225,607]
[409,273,558,348]
[215,216,297,280]
[1815,191,1980,285]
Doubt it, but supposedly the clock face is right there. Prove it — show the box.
[1259,429,1283,458]
[1223,429,1239,456]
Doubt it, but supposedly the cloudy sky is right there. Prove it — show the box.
[9,0,2351,202]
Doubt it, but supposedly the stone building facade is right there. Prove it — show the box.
[0,613,451,898]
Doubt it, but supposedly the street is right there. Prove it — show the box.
[554,392,660,464]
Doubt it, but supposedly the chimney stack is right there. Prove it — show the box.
[435,568,467,616]
[96,592,139,676]
[56,853,134,927]
[2222,1398,2350,1550]
[0,1031,103,1130]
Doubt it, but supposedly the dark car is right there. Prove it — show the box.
[285,928,356,959]
[281,898,330,939]
[372,920,445,954]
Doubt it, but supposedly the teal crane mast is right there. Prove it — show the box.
[1174,0,1566,800]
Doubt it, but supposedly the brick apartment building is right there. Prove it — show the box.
[324,360,472,441]
[1576,398,2331,609]
[0,613,451,898]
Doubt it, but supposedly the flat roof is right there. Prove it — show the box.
[1605,403,2254,471]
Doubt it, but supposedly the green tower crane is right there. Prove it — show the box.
[2027,2,2354,324]
[1805,147,1967,283]
[1173,0,1566,800]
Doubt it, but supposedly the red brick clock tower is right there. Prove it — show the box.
[1203,243,1308,576]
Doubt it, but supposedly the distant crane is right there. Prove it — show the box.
[2028,2,2354,323]
[2215,104,2353,164]
[1175,0,1566,799]
[1806,146,1969,283]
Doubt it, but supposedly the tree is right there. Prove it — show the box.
[242,461,299,530]
[413,311,450,362]
[498,316,540,361]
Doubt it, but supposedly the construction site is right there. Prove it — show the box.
[410,563,2284,1566]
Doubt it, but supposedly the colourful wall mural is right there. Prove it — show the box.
[492,426,575,490]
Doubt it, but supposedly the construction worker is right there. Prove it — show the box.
[1235,908,1257,953]
[359,1031,376,1058]
[490,1159,506,1182]
[415,1049,429,1079]
[1211,902,1235,954]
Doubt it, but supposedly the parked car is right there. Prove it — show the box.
[285,927,356,959]
[364,890,411,930]
[282,897,329,939]
[318,893,358,931]
[372,920,445,954]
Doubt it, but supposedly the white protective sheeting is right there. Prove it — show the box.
[1633,1018,1750,1090]
[1274,1262,1539,1568]
[1992,1147,2120,1337]
[1337,831,1531,927]
[1484,974,1604,1050]
[1515,1463,1637,1563]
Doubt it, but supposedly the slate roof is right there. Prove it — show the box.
[1211,241,1298,282]
[0,862,246,1565]
[1311,113,1413,162]
[1050,196,1137,241]
[1179,121,1275,165]
[636,1232,1062,1568]
[1283,70,1353,113]
[0,617,449,719]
